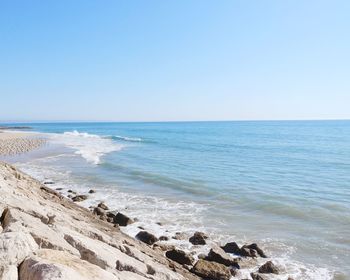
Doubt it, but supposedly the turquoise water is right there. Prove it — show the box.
[3,121,350,279]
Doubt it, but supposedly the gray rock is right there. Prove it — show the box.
[189,232,208,245]
[258,261,279,274]
[191,259,231,280]
[136,231,158,245]
[72,195,88,202]
[221,241,241,255]
[243,243,267,258]
[113,212,134,227]
[97,202,108,210]
[206,247,240,268]
[165,249,194,265]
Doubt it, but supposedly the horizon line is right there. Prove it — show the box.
[1,118,350,124]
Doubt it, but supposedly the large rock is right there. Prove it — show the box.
[221,241,241,255]
[165,248,194,265]
[206,247,240,268]
[19,249,119,280]
[0,231,39,265]
[113,212,134,227]
[258,261,279,274]
[242,243,267,258]
[72,195,88,202]
[191,259,231,280]
[136,231,158,245]
[189,232,207,245]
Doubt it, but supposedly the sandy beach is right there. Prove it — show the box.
[0,131,46,156]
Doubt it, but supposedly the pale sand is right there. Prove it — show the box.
[0,131,46,156]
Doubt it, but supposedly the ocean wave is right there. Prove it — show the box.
[49,130,122,164]
[111,135,143,142]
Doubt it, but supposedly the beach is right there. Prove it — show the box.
[0,131,46,156]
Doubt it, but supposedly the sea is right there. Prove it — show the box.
[1,121,349,280]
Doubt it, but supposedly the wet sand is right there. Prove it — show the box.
[0,131,46,156]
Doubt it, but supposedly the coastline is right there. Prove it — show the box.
[0,132,289,280]
[0,126,345,280]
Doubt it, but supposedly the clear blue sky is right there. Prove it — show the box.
[0,0,349,122]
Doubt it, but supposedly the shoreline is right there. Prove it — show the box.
[0,129,341,279]
[0,161,283,280]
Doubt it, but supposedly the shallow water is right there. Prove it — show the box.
[2,121,350,279]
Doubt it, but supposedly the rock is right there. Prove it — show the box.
[243,243,267,258]
[136,231,158,245]
[113,212,134,226]
[67,189,75,193]
[189,232,207,245]
[19,249,119,280]
[159,236,169,241]
[191,259,231,280]
[0,232,39,265]
[88,189,96,194]
[72,195,88,202]
[55,187,63,191]
[44,181,54,185]
[251,272,266,280]
[221,241,241,255]
[206,247,240,268]
[197,253,206,260]
[152,243,175,252]
[106,211,117,218]
[258,261,279,274]
[165,249,194,265]
[0,265,18,280]
[240,246,257,258]
[97,202,108,210]
[93,207,105,216]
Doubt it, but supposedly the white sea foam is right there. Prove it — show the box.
[47,130,122,164]
[113,135,143,142]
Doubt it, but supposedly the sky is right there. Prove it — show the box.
[0,0,349,122]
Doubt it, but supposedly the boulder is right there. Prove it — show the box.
[221,241,241,255]
[72,195,88,202]
[191,259,231,280]
[258,261,279,274]
[0,232,39,265]
[97,202,108,210]
[88,189,96,194]
[93,207,105,216]
[19,249,119,280]
[136,231,158,245]
[113,212,134,227]
[165,249,194,265]
[243,243,267,258]
[206,247,240,268]
[189,232,207,245]
[159,236,169,241]
[240,247,257,258]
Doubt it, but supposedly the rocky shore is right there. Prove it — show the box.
[0,161,295,280]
